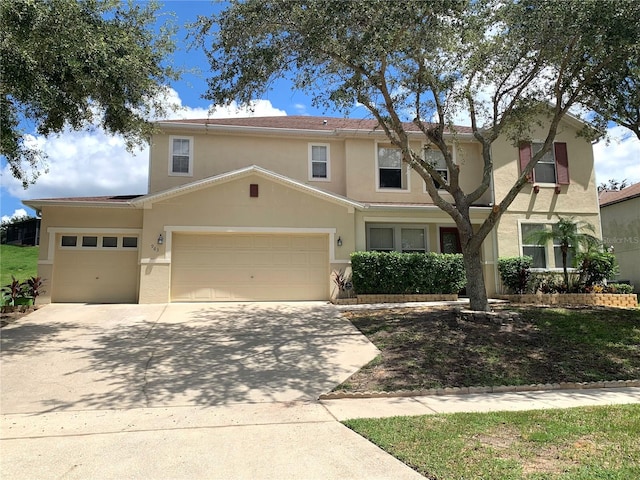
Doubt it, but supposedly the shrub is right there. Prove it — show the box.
[497,256,533,294]
[606,283,634,294]
[577,251,618,287]
[350,251,466,295]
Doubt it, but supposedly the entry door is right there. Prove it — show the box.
[440,227,462,254]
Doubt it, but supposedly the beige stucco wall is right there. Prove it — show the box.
[600,197,640,292]
[343,138,491,205]
[491,117,601,293]
[149,129,347,197]
[138,174,355,303]
[492,118,600,216]
[37,206,143,304]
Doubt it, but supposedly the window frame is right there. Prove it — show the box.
[366,223,429,253]
[531,142,557,185]
[375,143,410,192]
[423,144,455,191]
[308,143,331,181]
[518,221,576,271]
[307,143,331,182]
[168,136,194,177]
[59,234,139,251]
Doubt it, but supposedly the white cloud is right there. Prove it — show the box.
[1,208,28,224]
[593,125,640,185]
[1,91,286,201]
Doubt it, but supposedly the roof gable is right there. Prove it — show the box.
[132,165,364,210]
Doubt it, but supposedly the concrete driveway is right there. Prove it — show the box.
[1,303,423,479]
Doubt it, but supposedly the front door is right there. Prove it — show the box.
[440,227,462,254]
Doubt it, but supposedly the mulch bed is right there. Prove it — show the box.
[336,305,640,392]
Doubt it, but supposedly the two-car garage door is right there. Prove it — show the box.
[170,233,329,302]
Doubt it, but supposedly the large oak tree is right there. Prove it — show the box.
[1,0,179,186]
[194,0,639,311]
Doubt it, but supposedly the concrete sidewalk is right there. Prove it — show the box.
[321,387,640,421]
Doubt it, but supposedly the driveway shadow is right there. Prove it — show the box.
[21,303,375,412]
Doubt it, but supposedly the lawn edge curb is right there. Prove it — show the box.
[320,379,640,400]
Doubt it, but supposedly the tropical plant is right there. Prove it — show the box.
[1,275,26,306]
[24,276,44,305]
[525,216,600,289]
[576,250,618,287]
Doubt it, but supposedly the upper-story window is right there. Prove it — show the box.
[519,141,569,185]
[309,144,330,181]
[169,136,193,176]
[377,145,407,190]
[423,146,449,189]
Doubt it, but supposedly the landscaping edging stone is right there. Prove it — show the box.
[319,379,640,400]
[333,293,458,305]
[496,293,638,308]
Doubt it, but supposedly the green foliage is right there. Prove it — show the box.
[1,275,44,306]
[497,256,533,294]
[0,0,179,186]
[577,250,618,287]
[350,251,466,295]
[607,283,634,294]
[525,216,600,288]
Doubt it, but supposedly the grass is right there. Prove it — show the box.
[336,306,640,392]
[0,244,39,286]
[345,404,640,479]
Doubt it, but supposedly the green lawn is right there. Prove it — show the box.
[345,404,640,479]
[0,244,39,286]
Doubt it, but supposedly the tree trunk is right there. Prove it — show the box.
[462,246,490,312]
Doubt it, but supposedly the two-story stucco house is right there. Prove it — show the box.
[24,115,602,304]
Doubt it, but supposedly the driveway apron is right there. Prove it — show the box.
[1,303,423,479]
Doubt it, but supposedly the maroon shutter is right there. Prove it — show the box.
[518,142,533,182]
[554,142,569,185]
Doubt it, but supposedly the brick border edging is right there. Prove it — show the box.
[319,379,640,400]
[496,293,638,308]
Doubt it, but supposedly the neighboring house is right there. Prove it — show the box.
[24,115,601,304]
[599,183,640,292]
[2,217,41,246]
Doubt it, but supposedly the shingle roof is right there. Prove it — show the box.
[34,194,143,202]
[599,182,640,207]
[160,115,474,134]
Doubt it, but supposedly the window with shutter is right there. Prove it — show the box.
[519,141,569,185]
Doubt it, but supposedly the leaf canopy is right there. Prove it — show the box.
[0,0,179,186]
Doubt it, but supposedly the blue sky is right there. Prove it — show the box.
[1,0,639,221]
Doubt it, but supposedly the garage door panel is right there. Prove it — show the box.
[53,250,138,303]
[171,233,329,302]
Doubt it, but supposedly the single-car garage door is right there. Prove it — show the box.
[52,234,139,303]
[171,233,329,301]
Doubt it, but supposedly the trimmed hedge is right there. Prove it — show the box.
[350,251,466,295]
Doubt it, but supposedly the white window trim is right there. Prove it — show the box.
[375,142,411,193]
[423,144,456,193]
[517,219,576,271]
[58,234,140,251]
[308,143,331,182]
[366,223,430,253]
[531,140,557,187]
[168,136,194,177]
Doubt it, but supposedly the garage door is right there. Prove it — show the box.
[171,233,329,301]
[53,234,139,303]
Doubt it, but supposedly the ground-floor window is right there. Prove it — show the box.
[520,223,575,269]
[366,224,428,253]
